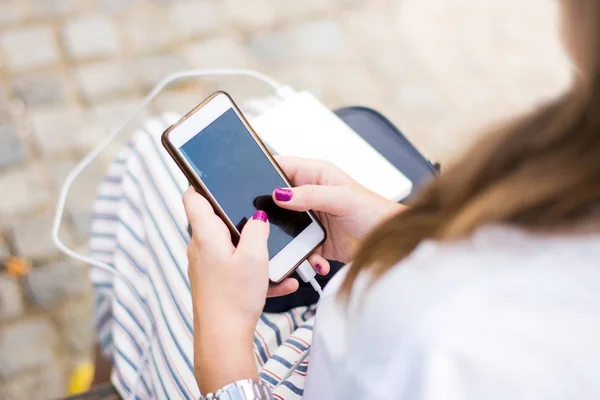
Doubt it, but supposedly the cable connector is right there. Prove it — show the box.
[297,260,316,283]
[297,260,323,297]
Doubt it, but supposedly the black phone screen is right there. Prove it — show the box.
[179,108,312,259]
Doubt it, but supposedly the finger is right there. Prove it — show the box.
[235,210,270,261]
[183,186,216,230]
[182,187,234,252]
[272,185,354,215]
[267,278,300,298]
[307,253,330,276]
[274,156,353,186]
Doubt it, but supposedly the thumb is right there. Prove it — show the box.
[235,210,270,262]
[272,185,354,215]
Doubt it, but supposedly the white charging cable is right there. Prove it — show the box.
[297,260,324,296]
[52,69,288,275]
[51,68,321,399]
[269,260,322,390]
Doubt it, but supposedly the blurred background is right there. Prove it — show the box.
[0,0,572,398]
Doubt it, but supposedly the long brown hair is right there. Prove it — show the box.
[342,1,600,296]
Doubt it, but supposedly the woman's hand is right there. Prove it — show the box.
[274,156,406,263]
[183,186,330,393]
[184,188,268,393]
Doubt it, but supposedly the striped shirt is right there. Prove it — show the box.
[90,106,315,399]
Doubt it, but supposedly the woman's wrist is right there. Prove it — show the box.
[194,324,257,394]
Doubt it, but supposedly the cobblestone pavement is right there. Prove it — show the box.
[0,0,572,398]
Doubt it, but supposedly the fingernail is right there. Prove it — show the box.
[315,264,323,274]
[253,210,268,222]
[274,188,293,202]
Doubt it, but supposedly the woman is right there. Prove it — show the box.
[184,1,600,398]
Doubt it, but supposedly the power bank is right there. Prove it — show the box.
[250,91,413,201]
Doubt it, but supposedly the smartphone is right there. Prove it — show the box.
[162,91,326,283]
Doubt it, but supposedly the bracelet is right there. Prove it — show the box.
[201,378,272,400]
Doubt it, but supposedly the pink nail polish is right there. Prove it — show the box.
[253,210,268,222]
[315,264,323,274]
[274,188,293,202]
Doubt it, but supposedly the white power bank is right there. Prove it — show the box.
[250,91,413,202]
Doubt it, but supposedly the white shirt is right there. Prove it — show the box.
[305,226,600,400]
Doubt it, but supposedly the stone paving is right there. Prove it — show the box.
[0,0,572,398]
